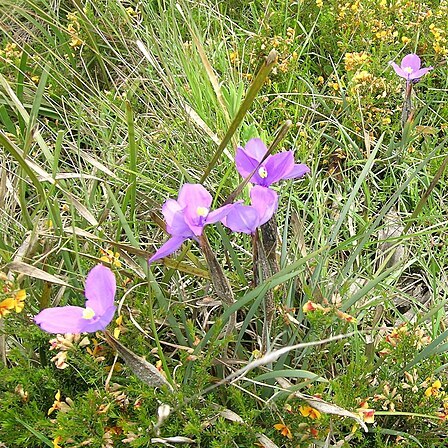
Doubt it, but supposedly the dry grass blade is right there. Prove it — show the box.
[6,261,71,287]
[104,331,174,391]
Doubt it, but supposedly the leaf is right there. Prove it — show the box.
[104,331,173,391]
[6,261,71,287]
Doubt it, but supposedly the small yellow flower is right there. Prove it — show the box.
[357,401,375,423]
[425,380,442,398]
[302,300,327,313]
[48,390,72,415]
[100,249,122,268]
[316,0,323,7]
[53,436,63,448]
[229,51,239,64]
[13,290,26,312]
[274,423,293,439]
[299,405,321,419]
[336,310,357,323]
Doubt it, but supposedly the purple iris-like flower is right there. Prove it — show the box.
[34,265,116,334]
[389,54,433,82]
[221,186,278,234]
[148,183,233,264]
[235,138,310,187]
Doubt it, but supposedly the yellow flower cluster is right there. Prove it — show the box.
[0,42,22,63]
[0,282,26,319]
[429,24,448,55]
[100,249,122,268]
[344,52,369,72]
[67,12,83,48]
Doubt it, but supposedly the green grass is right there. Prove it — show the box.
[1,0,448,446]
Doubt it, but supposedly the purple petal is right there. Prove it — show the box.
[178,184,213,236]
[148,235,187,264]
[389,61,407,79]
[205,203,234,225]
[250,186,278,226]
[242,138,268,161]
[263,151,294,186]
[177,184,212,209]
[282,163,310,180]
[162,199,193,237]
[235,147,262,181]
[221,204,259,234]
[409,66,433,80]
[34,306,87,333]
[401,54,421,72]
[84,265,116,315]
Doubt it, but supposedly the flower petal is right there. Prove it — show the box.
[242,138,268,161]
[162,199,193,237]
[34,306,87,334]
[85,265,116,315]
[389,61,407,79]
[177,183,212,209]
[401,53,421,72]
[235,147,261,180]
[221,204,259,234]
[205,203,234,225]
[148,235,187,264]
[282,163,310,180]
[264,151,294,186]
[250,186,278,226]
[409,66,433,80]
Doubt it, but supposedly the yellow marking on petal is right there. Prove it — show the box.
[82,307,96,319]
[403,67,413,74]
[258,167,268,178]
[196,206,209,217]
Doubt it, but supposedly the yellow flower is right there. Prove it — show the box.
[0,298,15,317]
[53,436,63,448]
[48,390,72,415]
[274,423,293,439]
[302,301,327,313]
[357,401,375,423]
[299,405,321,419]
[13,290,26,312]
[425,380,442,398]
[316,0,323,7]
[100,249,122,268]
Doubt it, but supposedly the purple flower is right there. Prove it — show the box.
[221,186,278,234]
[34,265,116,334]
[389,54,433,82]
[235,138,310,188]
[148,183,233,263]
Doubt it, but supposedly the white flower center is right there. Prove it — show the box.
[258,167,268,178]
[403,66,413,74]
[196,206,209,217]
[82,307,96,320]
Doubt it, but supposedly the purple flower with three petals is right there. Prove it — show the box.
[34,265,116,334]
[148,183,233,264]
[221,186,278,234]
[235,138,310,187]
[389,54,433,82]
